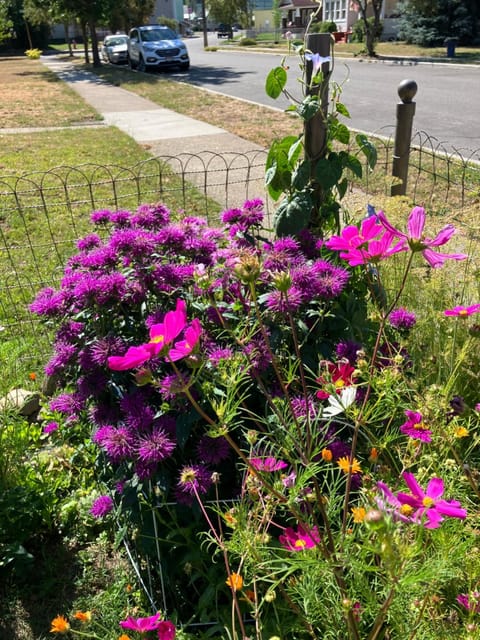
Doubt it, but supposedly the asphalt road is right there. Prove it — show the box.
[177,35,480,155]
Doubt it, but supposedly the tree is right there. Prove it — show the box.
[398,0,478,46]
[206,0,238,25]
[354,0,383,56]
[0,0,14,43]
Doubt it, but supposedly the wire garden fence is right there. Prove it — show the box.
[0,135,479,390]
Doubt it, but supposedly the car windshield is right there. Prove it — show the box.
[105,37,128,46]
[140,28,177,42]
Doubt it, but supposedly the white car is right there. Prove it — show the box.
[101,34,129,64]
[127,25,190,72]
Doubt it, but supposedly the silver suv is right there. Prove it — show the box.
[127,25,190,72]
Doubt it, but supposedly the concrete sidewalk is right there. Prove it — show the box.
[38,55,269,209]
[40,55,265,156]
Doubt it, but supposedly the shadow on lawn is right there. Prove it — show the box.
[0,538,79,640]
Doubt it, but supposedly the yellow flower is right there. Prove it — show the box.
[226,572,243,591]
[337,456,362,474]
[73,611,91,623]
[50,615,70,634]
[351,506,366,523]
[118,635,131,640]
[454,426,469,438]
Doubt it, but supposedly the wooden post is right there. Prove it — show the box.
[391,79,417,197]
[304,33,332,165]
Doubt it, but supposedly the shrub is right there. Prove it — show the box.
[239,37,257,46]
[25,48,42,59]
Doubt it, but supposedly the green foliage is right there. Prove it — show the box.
[239,37,257,46]
[265,55,377,236]
[398,0,478,46]
[158,15,177,30]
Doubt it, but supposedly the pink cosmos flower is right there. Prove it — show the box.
[279,524,321,551]
[457,592,480,613]
[167,317,202,362]
[399,410,432,443]
[120,612,162,633]
[250,457,288,472]
[108,300,200,370]
[157,620,176,640]
[444,303,480,317]
[397,472,467,529]
[325,216,384,252]
[377,207,468,268]
[336,231,407,266]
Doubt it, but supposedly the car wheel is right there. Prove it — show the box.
[138,55,146,73]
[180,62,190,71]
[127,54,136,70]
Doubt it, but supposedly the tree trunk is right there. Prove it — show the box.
[81,21,89,64]
[64,22,73,57]
[89,20,101,67]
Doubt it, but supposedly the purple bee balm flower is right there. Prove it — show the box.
[265,287,304,314]
[99,426,136,462]
[76,233,102,251]
[90,209,113,225]
[377,207,468,268]
[90,495,114,518]
[399,410,432,443]
[250,457,288,472]
[176,464,213,504]
[389,307,417,331]
[29,287,65,317]
[196,435,230,464]
[120,613,162,633]
[131,203,171,228]
[279,524,321,551]
[335,340,362,365]
[310,259,350,299]
[136,427,176,464]
[43,421,59,435]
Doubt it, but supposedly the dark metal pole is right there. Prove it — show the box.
[391,79,417,197]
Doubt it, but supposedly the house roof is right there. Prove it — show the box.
[279,0,319,9]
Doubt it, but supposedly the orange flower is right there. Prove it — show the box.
[226,572,243,591]
[337,456,362,475]
[50,615,70,634]
[321,448,333,462]
[118,635,131,640]
[29,372,37,381]
[368,447,378,462]
[351,506,366,523]
[73,611,91,623]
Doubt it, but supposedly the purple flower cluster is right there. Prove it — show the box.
[31,199,365,505]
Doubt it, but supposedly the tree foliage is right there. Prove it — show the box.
[354,0,383,56]
[397,0,478,46]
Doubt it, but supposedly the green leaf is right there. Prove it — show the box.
[345,154,363,179]
[292,159,311,191]
[337,178,348,200]
[315,155,343,190]
[287,137,303,164]
[265,136,300,199]
[265,66,288,99]
[296,95,320,122]
[331,121,350,144]
[336,102,351,118]
[274,192,313,236]
[356,133,378,169]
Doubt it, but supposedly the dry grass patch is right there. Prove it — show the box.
[0,56,100,128]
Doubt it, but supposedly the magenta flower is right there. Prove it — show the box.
[167,317,202,362]
[389,307,416,331]
[120,612,162,632]
[107,344,153,371]
[444,303,480,317]
[250,457,288,472]
[399,410,432,443]
[377,207,468,268]
[157,620,176,640]
[457,592,480,613]
[325,216,384,252]
[279,524,321,551]
[90,495,114,518]
[43,421,59,435]
[397,472,467,529]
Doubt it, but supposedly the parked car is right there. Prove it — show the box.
[127,25,190,72]
[217,24,233,39]
[101,34,129,64]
